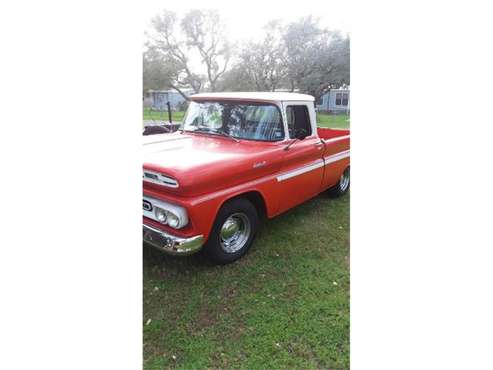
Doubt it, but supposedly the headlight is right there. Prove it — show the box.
[153,206,185,229]
[166,213,180,228]
[155,207,168,224]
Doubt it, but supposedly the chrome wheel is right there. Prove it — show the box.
[340,169,350,192]
[220,212,251,254]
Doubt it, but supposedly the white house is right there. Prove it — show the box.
[145,89,191,110]
[317,88,350,113]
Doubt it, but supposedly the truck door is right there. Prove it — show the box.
[277,103,325,214]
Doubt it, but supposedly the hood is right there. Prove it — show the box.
[143,132,284,196]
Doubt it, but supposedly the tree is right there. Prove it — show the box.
[218,16,350,98]
[146,9,231,96]
[146,10,203,99]
[143,48,181,97]
[216,65,256,91]
[235,21,287,91]
[181,10,231,92]
[144,10,350,100]
[283,17,350,100]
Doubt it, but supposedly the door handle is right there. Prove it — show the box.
[314,142,324,149]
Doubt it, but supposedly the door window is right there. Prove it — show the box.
[286,105,312,139]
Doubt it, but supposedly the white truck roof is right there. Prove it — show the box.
[190,92,315,102]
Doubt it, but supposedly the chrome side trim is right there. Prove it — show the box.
[324,150,350,165]
[323,135,350,144]
[276,149,350,182]
[143,224,204,255]
[277,160,325,182]
[191,147,351,205]
[143,169,179,188]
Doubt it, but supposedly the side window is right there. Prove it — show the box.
[286,105,312,139]
[336,92,349,106]
[342,93,349,106]
[336,92,342,105]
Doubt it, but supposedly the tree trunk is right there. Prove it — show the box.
[289,80,295,92]
[170,85,191,101]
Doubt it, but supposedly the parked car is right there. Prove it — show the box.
[143,92,350,264]
[142,122,180,136]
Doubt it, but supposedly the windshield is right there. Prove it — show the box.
[182,101,285,142]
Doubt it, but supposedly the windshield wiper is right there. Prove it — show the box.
[212,129,240,143]
[190,127,240,143]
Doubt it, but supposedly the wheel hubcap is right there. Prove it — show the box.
[340,169,350,191]
[220,213,251,254]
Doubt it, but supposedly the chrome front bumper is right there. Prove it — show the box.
[143,224,205,255]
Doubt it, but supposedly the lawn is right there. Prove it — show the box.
[143,193,350,369]
[144,107,185,122]
[316,113,350,129]
[143,108,350,130]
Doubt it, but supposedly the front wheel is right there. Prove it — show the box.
[328,166,350,197]
[203,198,259,264]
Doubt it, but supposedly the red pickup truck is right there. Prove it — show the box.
[143,92,350,264]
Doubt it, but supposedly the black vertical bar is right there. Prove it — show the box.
[167,101,172,123]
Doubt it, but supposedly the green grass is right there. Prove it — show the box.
[143,193,350,369]
[317,113,350,129]
[144,107,185,122]
[143,108,349,129]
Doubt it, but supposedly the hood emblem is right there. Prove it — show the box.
[143,169,179,188]
[253,161,267,169]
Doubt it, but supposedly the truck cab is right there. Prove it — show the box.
[143,92,350,264]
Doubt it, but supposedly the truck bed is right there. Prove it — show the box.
[317,127,350,140]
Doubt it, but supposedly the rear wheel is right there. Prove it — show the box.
[203,198,259,264]
[328,166,350,197]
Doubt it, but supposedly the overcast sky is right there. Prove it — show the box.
[142,0,351,43]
